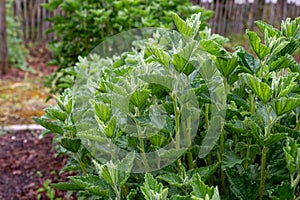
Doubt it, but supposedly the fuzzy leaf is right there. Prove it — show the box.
[264,133,287,147]
[172,13,193,36]
[276,72,298,97]
[237,47,260,74]
[269,54,297,71]
[200,39,230,58]
[51,182,83,191]
[141,173,168,200]
[240,73,273,104]
[214,56,238,77]
[60,138,81,153]
[69,175,109,195]
[190,174,220,200]
[157,173,183,188]
[255,20,281,38]
[225,168,259,200]
[187,162,220,181]
[45,107,67,122]
[246,30,270,60]
[268,181,294,200]
[130,89,150,108]
[147,47,170,67]
[172,41,197,75]
[93,101,111,123]
[33,117,64,135]
[104,117,116,138]
[222,152,243,169]
[272,97,300,116]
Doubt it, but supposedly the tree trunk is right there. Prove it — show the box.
[0,0,8,74]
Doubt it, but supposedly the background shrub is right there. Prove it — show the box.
[6,0,27,71]
[42,0,213,93]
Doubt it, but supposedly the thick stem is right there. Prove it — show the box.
[172,92,182,173]
[187,151,194,170]
[245,138,251,170]
[220,127,226,194]
[259,146,267,200]
[75,152,87,175]
[133,109,150,172]
[219,78,227,195]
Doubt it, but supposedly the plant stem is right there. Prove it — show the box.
[75,152,87,175]
[220,127,226,194]
[259,145,267,200]
[245,138,251,170]
[259,105,272,200]
[219,78,227,195]
[172,92,182,173]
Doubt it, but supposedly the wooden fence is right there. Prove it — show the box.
[193,0,300,35]
[12,0,300,42]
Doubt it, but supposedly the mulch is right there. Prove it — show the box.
[0,130,75,200]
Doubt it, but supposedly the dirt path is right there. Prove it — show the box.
[0,43,57,125]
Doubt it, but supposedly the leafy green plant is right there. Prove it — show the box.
[42,0,213,94]
[37,179,62,200]
[35,9,300,200]
[6,0,27,70]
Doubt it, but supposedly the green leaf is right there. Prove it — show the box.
[269,54,297,71]
[51,182,83,191]
[214,56,238,77]
[157,173,184,188]
[190,174,220,200]
[141,173,168,200]
[130,88,150,108]
[41,0,63,11]
[236,47,260,74]
[60,138,81,153]
[277,73,298,98]
[104,117,117,138]
[172,41,197,75]
[263,133,287,147]
[268,37,290,56]
[69,175,109,196]
[140,74,173,90]
[240,73,273,104]
[127,189,137,200]
[149,134,165,147]
[93,100,111,123]
[281,17,300,38]
[187,162,220,181]
[222,151,243,169]
[200,39,230,58]
[45,107,67,122]
[147,47,170,67]
[284,137,299,175]
[246,30,270,60]
[171,12,193,37]
[268,181,294,200]
[225,168,259,200]
[170,195,190,200]
[32,117,64,135]
[272,97,300,116]
[255,20,281,38]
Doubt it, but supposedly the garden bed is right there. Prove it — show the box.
[0,130,74,199]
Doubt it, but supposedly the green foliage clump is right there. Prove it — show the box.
[42,0,213,93]
[35,9,300,200]
[6,0,27,70]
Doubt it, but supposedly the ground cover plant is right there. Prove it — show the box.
[35,10,300,200]
[42,0,213,94]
